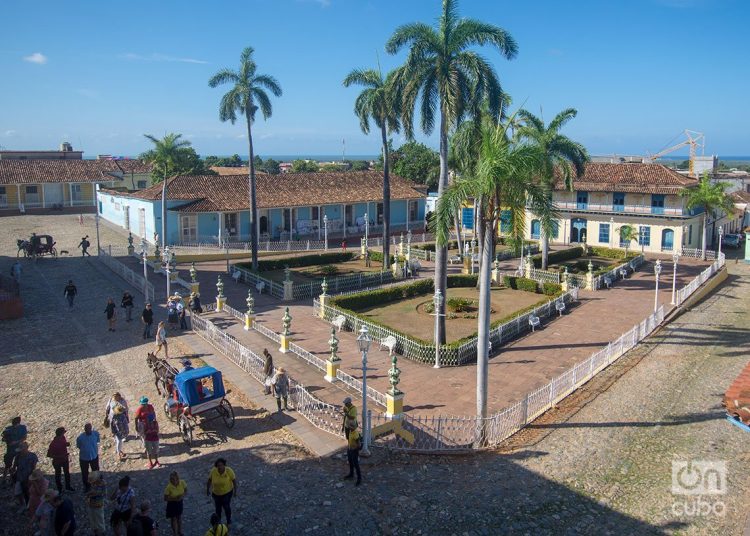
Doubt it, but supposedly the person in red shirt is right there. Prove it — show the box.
[46,427,74,492]
[143,414,161,469]
[134,397,156,446]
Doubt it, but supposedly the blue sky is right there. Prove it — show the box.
[1,0,748,158]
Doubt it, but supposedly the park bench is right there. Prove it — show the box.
[380,335,398,353]
[619,268,629,279]
[231,269,242,283]
[529,315,541,331]
[409,260,422,277]
[603,276,613,289]
[555,301,566,316]
[332,315,347,332]
[256,281,266,294]
[448,255,462,265]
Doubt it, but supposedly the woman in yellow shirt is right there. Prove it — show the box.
[204,513,229,536]
[205,458,237,528]
[163,471,187,536]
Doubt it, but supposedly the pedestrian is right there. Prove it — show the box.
[206,458,237,528]
[121,292,134,322]
[52,492,77,536]
[111,404,129,462]
[28,468,50,519]
[110,476,135,536]
[34,489,57,536]
[141,303,154,339]
[189,292,202,314]
[177,299,188,330]
[46,427,74,493]
[163,471,187,536]
[272,367,290,412]
[85,471,106,536]
[78,236,91,257]
[2,415,27,483]
[104,392,130,432]
[129,500,158,536]
[343,422,363,486]
[105,297,117,331]
[262,349,274,395]
[167,296,179,327]
[75,423,100,492]
[341,239,347,252]
[10,260,22,283]
[12,441,38,509]
[204,513,229,536]
[63,280,77,309]
[143,414,161,469]
[154,322,169,359]
[78,214,83,226]
[134,396,155,439]
[341,397,358,439]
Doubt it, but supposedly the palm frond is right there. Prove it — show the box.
[450,19,519,60]
[208,69,240,88]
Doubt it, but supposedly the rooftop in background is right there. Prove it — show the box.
[0,158,151,184]
[0,142,82,160]
[560,162,698,194]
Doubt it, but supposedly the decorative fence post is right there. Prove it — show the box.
[215,275,226,311]
[385,353,404,418]
[392,257,402,279]
[169,255,178,282]
[279,306,292,353]
[398,233,405,256]
[586,260,594,290]
[491,259,500,284]
[151,243,161,271]
[282,265,294,301]
[561,266,569,292]
[318,278,329,319]
[189,261,200,296]
[324,327,341,383]
[524,254,532,279]
[127,232,135,256]
[244,289,255,331]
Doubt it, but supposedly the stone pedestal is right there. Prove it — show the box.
[318,294,328,318]
[169,271,178,282]
[279,334,291,353]
[127,245,135,256]
[491,267,500,284]
[216,296,226,312]
[283,280,294,301]
[190,282,200,296]
[586,271,594,290]
[745,232,750,263]
[386,393,404,418]
[462,256,471,275]
[324,360,340,383]
[524,258,532,279]
[244,313,254,331]
[561,276,569,292]
[392,261,402,279]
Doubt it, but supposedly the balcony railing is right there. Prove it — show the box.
[553,201,684,216]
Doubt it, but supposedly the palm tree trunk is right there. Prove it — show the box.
[541,230,549,270]
[434,112,449,358]
[701,211,708,261]
[246,114,259,271]
[475,199,484,289]
[454,211,464,254]
[381,125,391,269]
[476,216,495,444]
[161,166,167,249]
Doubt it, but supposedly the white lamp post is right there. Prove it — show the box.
[163,246,173,299]
[653,259,662,312]
[364,211,369,246]
[718,225,724,254]
[224,237,230,274]
[140,238,149,299]
[433,289,444,369]
[356,325,372,456]
[94,184,101,255]
[323,214,328,252]
[670,250,680,305]
[609,217,615,249]
[470,239,476,275]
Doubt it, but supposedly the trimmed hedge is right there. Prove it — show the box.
[532,246,584,268]
[237,252,355,272]
[414,240,459,252]
[369,250,394,265]
[502,276,539,293]
[542,282,562,295]
[589,246,630,259]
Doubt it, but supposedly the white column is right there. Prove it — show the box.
[406,200,410,231]
[317,206,322,240]
[69,184,73,207]
[41,185,46,208]
[217,212,222,245]
[342,204,346,238]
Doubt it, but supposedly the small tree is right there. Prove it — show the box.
[680,174,734,260]
[617,225,639,258]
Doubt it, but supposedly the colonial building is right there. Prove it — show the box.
[98,171,426,244]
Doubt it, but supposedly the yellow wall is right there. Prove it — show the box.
[0,184,19,208]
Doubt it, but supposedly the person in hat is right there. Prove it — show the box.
[28,468,49,518]
[141,303,154,339]
[110,404,129,461]
[34,489,57,536]
[105,393,130,431]
[189,292,203,314]
[155,321,169,359]
[343,421,363,486]
[46,427,74,492]
[271,367,290,412]
[85,471,106,536]
[341,398,358,439]
[12,441,38,508]
[134,397,156,447]
[2,415,27,483]
[176,296,188,330]
[179,359,194,374]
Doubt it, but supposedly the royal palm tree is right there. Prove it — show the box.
[386,0,518,354]
[681,174,734,260]
[617,225,639,258]
[435,117,550,439]
[141,133,193,248]
[517,108,589,269]
[209,47,282,271]
[343,66,401,267]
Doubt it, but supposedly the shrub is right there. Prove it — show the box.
[318,265,339,276]
[414,240,459,252]
[369,250,394,265]
[238,252,355,272]
[447,274,478,287]
[502,276,538,293]
[446,297,473,313]
[542,282,562,296]
[532,246,584,268]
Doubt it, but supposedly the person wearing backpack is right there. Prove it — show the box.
[343,422,362,486]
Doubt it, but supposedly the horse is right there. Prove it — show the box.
[16,239,30,258]
[146,352,178,397]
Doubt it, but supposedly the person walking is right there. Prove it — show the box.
[206,458,237,528]
[163,471,187,536]
[141,304,154,339]
[85,471,106,536]
[189,293,202,314]
[177,299,188,330]
[63,281,77,309]
[121,292,134,322]
[78,236,91,257]
[2,415,27,483]
[10,260,22,283]
[271,367,289,412]
[105,298,117,332]
[75,423,100,492]
[110,405,129,462]
[143,414,161,469]
[46,427,74,492]
[28,469,50,520]
[130,500,158,536]
[109,476,135,536]
[104,392,130,434]
[341,397,358,439]
[262,349,274,395]
[154,322,169,359]
[12,441,38,509]
[134,397,156,447]
[343,422,363,486]
[34,489,57,536]
[204,513,229,536]
[52,492,77,536]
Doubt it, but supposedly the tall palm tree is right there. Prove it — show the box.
[343,66,401,267]
[681,174,734,260]
[435,118,550,440]
[517,108,588,269]
[209,47,282,271]
[386,0,518,355]
[141,133,193,248]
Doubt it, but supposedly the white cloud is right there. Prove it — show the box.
[4,130,16,137]
[23,52,48,64]
[119,52,207,64]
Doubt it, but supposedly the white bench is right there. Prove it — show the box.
[529,315,541,331]
[603,276,612,289]
[332,315,347,332]
[256,281,266,294]
[449,255,462,265]
[380,335,397,353]
[232,270,242,283]
[619,268,628,279]
[555,301,566,316]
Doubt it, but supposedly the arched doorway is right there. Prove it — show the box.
[531,220,541,239]
[571,218,587,243]
[662,228,674,251]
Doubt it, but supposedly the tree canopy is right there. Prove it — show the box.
[139,133,215,183]
[378,141,440,187]
[291,159,320,173]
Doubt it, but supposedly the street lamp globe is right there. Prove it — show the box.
[672,250,680,264]
[654,259,662,277]
[356,325,371,354]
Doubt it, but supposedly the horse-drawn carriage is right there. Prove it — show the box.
[146,353,235,445]
[16,235,57,258]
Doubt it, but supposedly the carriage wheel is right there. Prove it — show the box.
[51,247,57,258]
[220,399,235,429]
[179,414,193,445]
[163,402,174,421]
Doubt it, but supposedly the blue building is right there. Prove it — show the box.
[98,171,427,244]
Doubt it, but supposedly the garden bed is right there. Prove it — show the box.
[235,251,385,284]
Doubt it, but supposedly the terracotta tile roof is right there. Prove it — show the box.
[0,159,127,185]
[113,159,152,174]
[731,190,750,204]
[113,171,425,211]
[558,163,698,194]
[210,166,251,175]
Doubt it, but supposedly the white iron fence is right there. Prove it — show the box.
[98,247,155,302]
[675,251,725,306]
[591,255,645,290]
[528,267,561,285]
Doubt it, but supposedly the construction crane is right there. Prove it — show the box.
[646,129,705,176]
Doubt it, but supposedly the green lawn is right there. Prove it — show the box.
[261,257,386,284]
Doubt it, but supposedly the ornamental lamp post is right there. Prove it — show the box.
[140,239,149,300]
[609,217,615,249]
[433,288,444,369]
[356,325,372,455]
[653,259,662,312]
[323,214,328,252]
[364,212,369,247]
[163,246,173,299]
[718,225,724,254]
[670,250,680,306]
